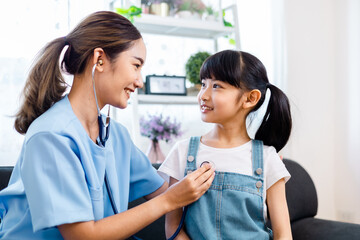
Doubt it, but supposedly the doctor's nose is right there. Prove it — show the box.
[134,76,144,89]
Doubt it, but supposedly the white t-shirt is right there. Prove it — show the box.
[158,138,291,219]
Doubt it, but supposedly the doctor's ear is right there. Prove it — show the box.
[243,89,261,109]
[92,48,105,72]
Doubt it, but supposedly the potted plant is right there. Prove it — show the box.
[204,5,217,21]
[174,0,206,19]
[185,51,211,87]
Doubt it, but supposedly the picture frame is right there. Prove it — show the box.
[145,75,187,96]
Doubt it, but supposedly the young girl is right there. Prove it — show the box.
[159,50,292,240]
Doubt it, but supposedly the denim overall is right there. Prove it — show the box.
[184,137,273,240]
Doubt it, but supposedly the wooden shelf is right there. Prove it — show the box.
[115,5,239,146]
[136,94,198,104]
[133,14,234,39]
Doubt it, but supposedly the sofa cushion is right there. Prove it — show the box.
[0,166,13,191]
[283,159,318,222]
[291,217,360,240]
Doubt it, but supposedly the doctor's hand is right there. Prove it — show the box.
[163,164,215,211]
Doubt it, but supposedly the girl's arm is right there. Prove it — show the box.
[165,177,190,240]
[267,178,293,240]
[58,165,214,240]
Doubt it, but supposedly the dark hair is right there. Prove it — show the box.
[14,11,142,134]
[200,50,292,152]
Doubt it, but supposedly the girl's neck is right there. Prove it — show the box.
[202,123,251,149]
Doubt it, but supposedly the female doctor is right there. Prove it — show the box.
[0,11,215,239]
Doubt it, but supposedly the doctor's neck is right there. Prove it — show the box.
[68,73,100,138]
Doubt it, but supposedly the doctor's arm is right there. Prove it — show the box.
[266,178,293,240]
[58,165,214,240]
[144,179,168,200]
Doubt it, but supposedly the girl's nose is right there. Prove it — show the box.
[198,92,209,106]
[199,87,210,101]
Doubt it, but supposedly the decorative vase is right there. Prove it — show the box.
[186,84,202,96]
[176,10,192,18]
[205,15,216,21]
[146,140,165,164]
[149,3,170,17]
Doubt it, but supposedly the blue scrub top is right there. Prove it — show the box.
[0,95,164,239]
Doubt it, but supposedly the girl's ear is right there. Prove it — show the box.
[93,48,105,72]
[243,89,261,109]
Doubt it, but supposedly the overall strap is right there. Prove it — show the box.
[184,136,201,176]
[170,137,200,240]
[252,140,264,178]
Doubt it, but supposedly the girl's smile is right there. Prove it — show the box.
[200,102,214,113]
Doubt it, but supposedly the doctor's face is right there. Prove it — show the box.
[99,38,146,109]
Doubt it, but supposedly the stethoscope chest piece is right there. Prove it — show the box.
[200,160,216,169]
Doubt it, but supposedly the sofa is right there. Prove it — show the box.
[1,159,360,239]
[128,159,360,240]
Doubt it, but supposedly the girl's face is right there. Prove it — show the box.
[197,78,245,125]
[98,38,146,109]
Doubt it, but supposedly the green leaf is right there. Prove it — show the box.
[228,38,236,45]
[115,6,142,23]
[222,9,233,27]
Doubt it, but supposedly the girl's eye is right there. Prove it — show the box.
[134,64,141,69]
[213,84,221,88]
[201,82,206,87]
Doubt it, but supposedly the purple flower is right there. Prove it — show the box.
[139,113,183,142]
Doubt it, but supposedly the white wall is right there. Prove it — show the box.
[333,0,360,223]
[283,0,337,221]
[283,0,360,223]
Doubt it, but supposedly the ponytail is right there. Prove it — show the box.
[14,37,67,134]
[255,84,292,152]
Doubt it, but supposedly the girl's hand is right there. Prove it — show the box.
[163,164,215,211]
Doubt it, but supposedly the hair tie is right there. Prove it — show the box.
[266,83,271,89]
[64,36,69,46]
[246,88,271,138]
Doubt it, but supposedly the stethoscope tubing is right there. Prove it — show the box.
[167,206,188,240]
[97,63,185,240]
[92,63,110,147]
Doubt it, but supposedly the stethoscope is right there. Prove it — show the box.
[105,158,213,239]
[93,62,141,239]
[92,62,142,239]
[92,62,204,240]
[92,61,110,148]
